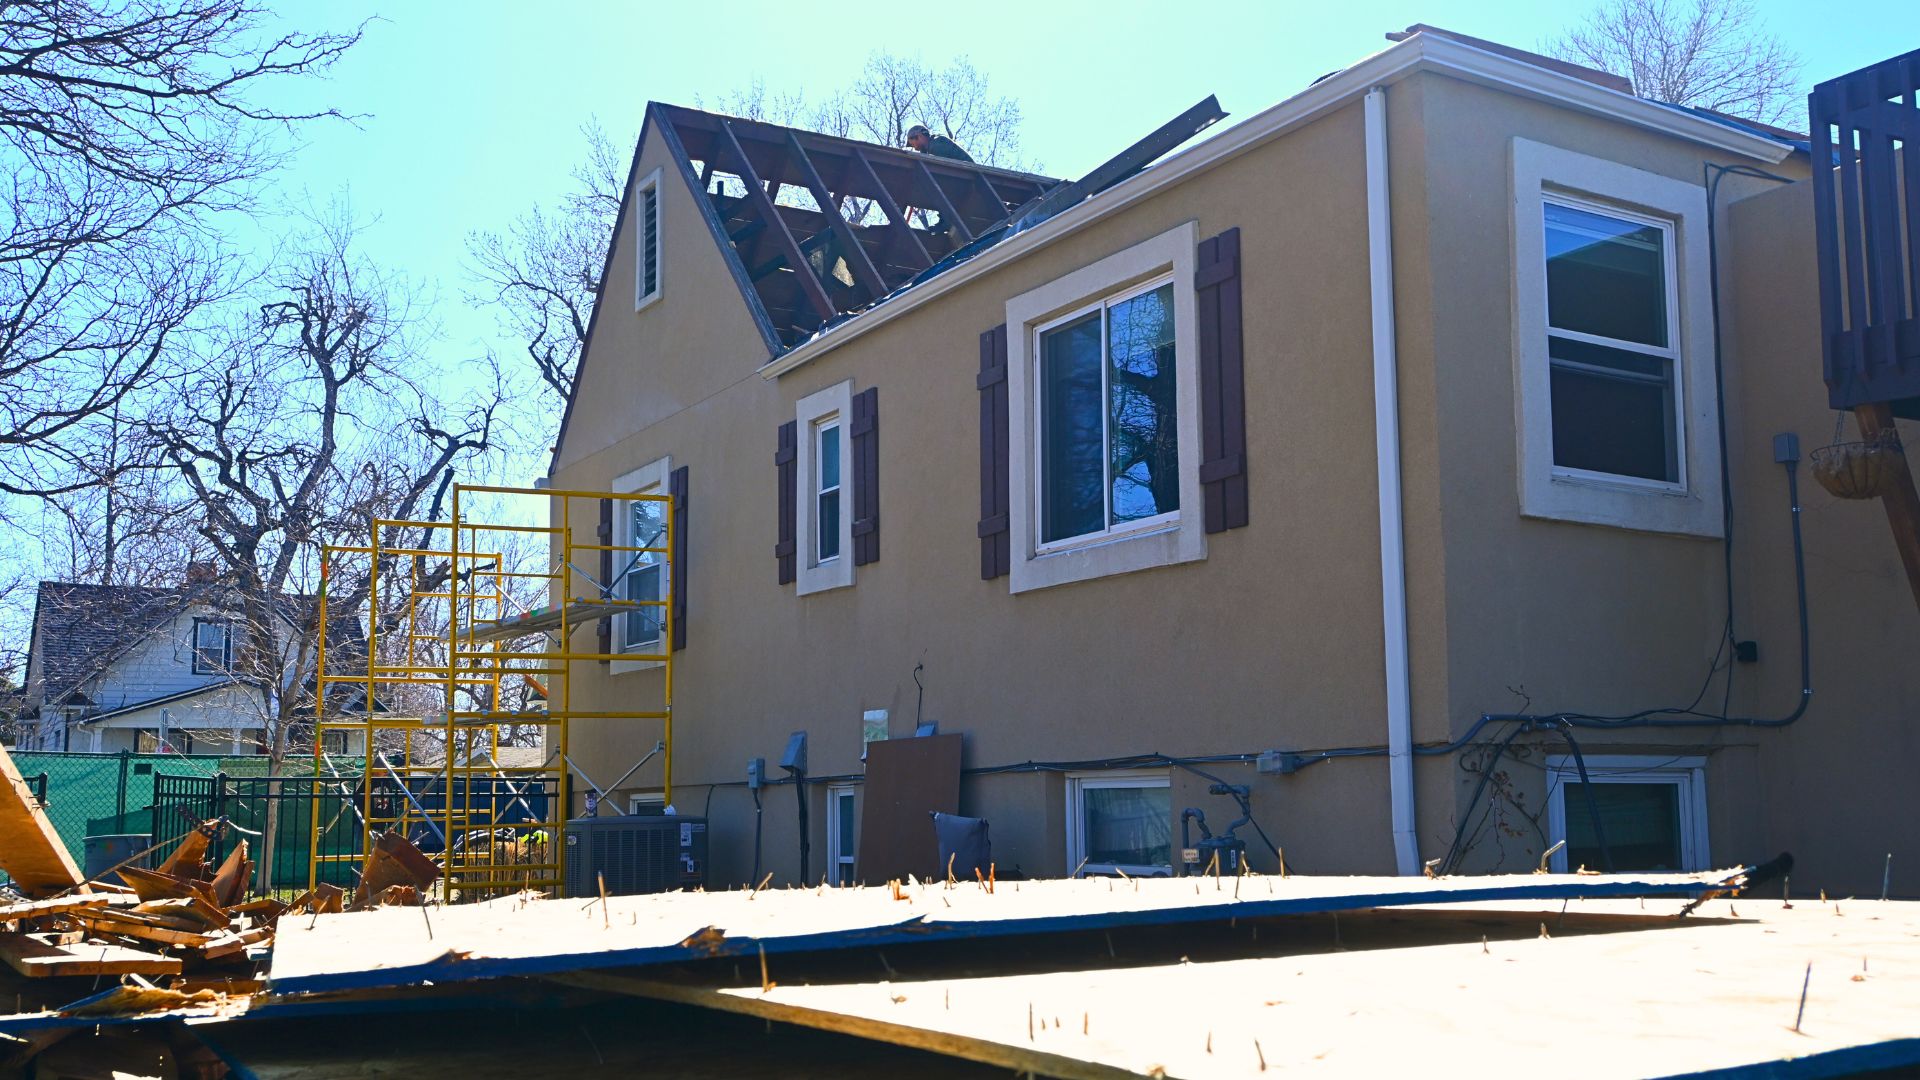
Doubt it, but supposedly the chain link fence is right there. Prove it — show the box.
[1,750,359,889]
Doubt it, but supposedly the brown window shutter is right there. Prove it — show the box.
[670,465,688,651]
[851,387,880,566]
[978,324,1010,578]
[1197,227,1248,533]
[596,497,614,663]
[775,420,797,585]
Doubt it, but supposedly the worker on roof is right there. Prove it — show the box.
[906,124,973,164]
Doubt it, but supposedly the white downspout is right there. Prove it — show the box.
[1365,86,1419,876]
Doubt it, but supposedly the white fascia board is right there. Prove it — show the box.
[759,34,1790,383]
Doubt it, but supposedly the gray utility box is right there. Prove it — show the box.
[564,814,707,897]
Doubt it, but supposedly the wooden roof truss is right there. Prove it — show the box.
[654,104,1060,350]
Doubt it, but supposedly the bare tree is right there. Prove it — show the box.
[1553,0,1803,126]
[129,211,502,777]
[0,1,364,500]
[464,121,623,408]
[476,51,1030,425]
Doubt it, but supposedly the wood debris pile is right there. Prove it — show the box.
[2,742,439,1075]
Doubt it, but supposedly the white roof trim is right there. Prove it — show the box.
[759,33,1791,381]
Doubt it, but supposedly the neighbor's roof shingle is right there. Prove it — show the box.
[29,581,366,706]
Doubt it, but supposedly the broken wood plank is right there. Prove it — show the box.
[157,821,215,879]
[0,895,120,924]
[133,896,229,930]
[0,743,84,897]
[116,866,217,907]
[69,914,218,949]
[211,840,251,907]
[0,933,182,978]
[354,832,437,908]
[199,924,273,960]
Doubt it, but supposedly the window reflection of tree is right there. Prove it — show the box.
[1043,314,1106,542]
[1107,285,1178,523]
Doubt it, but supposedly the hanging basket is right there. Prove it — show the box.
[1811,430,1911,500]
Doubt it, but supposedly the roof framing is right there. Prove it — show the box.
[654,104,1059,350]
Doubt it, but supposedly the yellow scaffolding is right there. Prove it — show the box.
[309,483,674,900]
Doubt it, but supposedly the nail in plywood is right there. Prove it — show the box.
[856,734,962,883]
[0,743,84,897]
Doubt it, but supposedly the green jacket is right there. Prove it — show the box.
[922,134,974,164]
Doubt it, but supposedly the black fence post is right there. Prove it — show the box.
[116,750,130,818]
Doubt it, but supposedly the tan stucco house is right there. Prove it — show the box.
[547,27,1920,896]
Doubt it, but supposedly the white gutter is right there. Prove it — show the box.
[1364,86,1419,877]
[758,34,1790,383]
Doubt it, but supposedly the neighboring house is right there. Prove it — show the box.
[20,573,373,756]
[548,27,1918,895]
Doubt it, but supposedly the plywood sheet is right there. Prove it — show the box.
[664,898,1920,1078]
[267,870,1735,996]
[0,743,83,897]
[856,734,961,882]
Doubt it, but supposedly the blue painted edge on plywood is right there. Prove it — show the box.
[1657,1037,1920,1078]
[264,876,1729,997]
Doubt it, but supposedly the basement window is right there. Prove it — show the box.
[1066,770,1172,877]
[1544,755,1708,873]
[827,784,857,885]
[635,167,662,311]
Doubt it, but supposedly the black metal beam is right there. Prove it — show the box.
[717,119,837,325]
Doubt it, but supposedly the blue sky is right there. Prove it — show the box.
[256,0,1902,442]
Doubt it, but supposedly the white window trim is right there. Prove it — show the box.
[795,380,854,595]
[609,455,670,675]
[1065,768,1173,878]
[1544,754,1709,873]
[1006,221,1204,593]
[191,618,231,675]
[1511,138,1722,538]
[634,167,663,313]
[826,783,857,885]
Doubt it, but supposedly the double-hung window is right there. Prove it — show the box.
[1065,770,1173,877]
[815,419,842,564]
[1543,197,1681,486]
[1511,139,1721,537]
[1038,280,1180,547]
[795,381,855,595]
[1005,222,1205,592]
[191,619,231,674]
[634,167,662,311]
[611,456,670,672]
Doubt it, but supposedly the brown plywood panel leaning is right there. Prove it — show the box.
[855,734,962,883]
[0,743,84,897]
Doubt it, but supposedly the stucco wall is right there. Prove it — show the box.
[1721,179,1920,894]
[551,71,1914,895]
[553,95,1410,885]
